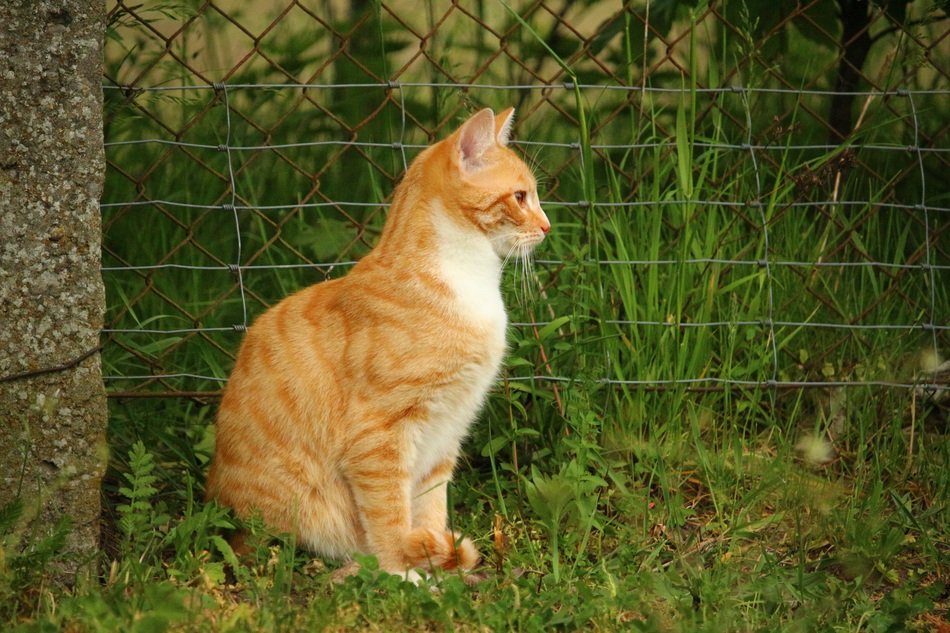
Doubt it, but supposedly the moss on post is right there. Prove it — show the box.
[0,0,107,584]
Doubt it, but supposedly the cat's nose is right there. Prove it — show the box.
[538,213,551,234]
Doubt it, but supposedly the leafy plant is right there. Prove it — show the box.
[0,499,72,623]
[116,441,166,557]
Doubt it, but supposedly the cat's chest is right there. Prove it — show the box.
[439,260,506,327]
[432,210,508,333]
[410,354,502,481]
[406,216,508,474]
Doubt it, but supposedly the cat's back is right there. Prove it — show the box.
[227,275,346,378]
[222,255,503,406]
[213,277,346,438]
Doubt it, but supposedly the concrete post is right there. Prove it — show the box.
[0,0,107,583]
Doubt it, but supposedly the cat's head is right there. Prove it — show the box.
[430,107,550,259]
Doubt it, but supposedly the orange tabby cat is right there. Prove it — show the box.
[205,107,550,578]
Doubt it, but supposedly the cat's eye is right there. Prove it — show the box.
[514,190,527,205]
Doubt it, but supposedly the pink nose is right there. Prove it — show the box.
[539,216,551,234]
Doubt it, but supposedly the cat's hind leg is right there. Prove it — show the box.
[343,423,423,574]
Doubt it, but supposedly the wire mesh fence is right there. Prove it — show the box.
[101,1,949,413]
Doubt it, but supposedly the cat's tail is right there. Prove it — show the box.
[403,528,480,572]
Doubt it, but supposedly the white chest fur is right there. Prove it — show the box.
[409,207,509,480]
[431,207,507,331]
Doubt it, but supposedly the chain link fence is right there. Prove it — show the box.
[101,1,948,414]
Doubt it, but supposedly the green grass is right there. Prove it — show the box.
[4,2,949,631]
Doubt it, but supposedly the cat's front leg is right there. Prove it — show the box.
[409,458,481,573]
[412,458,454,530]
[344,431,478,575]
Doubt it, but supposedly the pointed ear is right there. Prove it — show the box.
[456,108,496,171]
[494,107,515,146]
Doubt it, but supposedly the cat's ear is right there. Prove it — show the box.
[456,108,497,171]
[494,107,515,146]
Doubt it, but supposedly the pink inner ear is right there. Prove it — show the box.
[458,109,496,170]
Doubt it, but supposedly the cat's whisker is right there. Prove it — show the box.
[508,246,523,302]
[521,246,535,302]
[502,241,529,308]
[521,262,529,306]
[501,238,540,308]
[499,240,518,270]
[520,248,530,306]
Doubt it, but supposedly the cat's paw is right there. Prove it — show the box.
[399,568,427,585]
[403,528,480,571]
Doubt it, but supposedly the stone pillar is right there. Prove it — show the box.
[0,0,107,583]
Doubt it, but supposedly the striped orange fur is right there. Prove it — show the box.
[205,107,550,577]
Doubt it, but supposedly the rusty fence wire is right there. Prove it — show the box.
[101,1,949,406]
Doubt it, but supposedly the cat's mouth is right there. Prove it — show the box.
[518,208,550,247]
[524,229,547,248]
[493,228,546,261]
